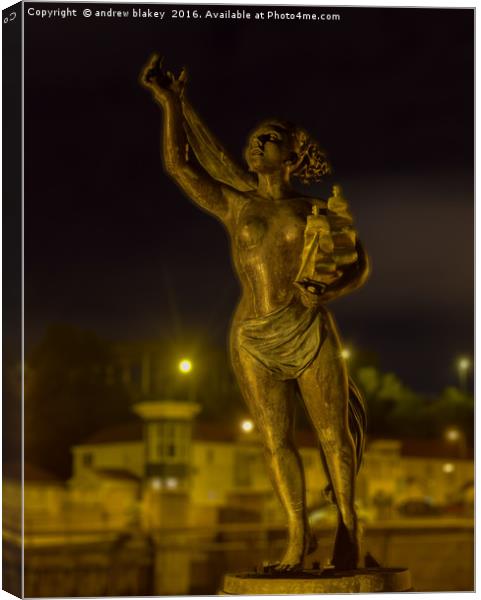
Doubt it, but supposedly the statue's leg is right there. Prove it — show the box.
[230,345,310,571]
[297,314,360,570]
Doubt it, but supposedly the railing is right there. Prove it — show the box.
[3,518,474,596]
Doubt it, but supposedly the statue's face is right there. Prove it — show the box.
[245,123,294,174]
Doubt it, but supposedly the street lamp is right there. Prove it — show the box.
[456,356,471,392]
[178,359,193,374]
[444,426,467,459]
[340,348,351,360]
[178,358,195,401]
[445,428,461,442]
[241,419,254,433]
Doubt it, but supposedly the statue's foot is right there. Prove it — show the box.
[267,549,303,573]
[269,560,303,574]
[269,530,316,573]
[260,559,298,574]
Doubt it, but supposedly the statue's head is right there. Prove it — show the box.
[245,119,332,183]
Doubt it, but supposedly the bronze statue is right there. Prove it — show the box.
[140,54,370,573]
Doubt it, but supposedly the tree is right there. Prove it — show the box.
[354,365,474,443]
[425,386,474,445]
[25,325,133,478]
[354,366,432,437]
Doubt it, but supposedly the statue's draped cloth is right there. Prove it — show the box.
[237,301,366,474]
[238,302,326,381]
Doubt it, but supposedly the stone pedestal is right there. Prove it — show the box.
[221,567,412,594]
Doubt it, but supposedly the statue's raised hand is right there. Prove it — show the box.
[139,53,187,104]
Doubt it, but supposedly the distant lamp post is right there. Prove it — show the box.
[178,358,195,401]
[178,359,193,374]
[445,426,467,459]
[445,428,461,443]
[241,419,254,433]
[340,348,351,360]
[456,356,471,392]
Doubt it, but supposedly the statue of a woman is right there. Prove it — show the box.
[140,55,370,572]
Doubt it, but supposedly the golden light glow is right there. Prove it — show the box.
[241,419,254,433]
[340,348,351,360]
[442,463,455,474]
[457,357,471,372]
[445,428,461,442]
[178,359,192,374]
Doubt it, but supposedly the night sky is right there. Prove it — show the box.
[22,4,474,393]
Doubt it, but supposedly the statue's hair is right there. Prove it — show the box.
[259,119,332,184]
[291,127,332,184]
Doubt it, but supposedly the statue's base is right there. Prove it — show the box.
[221,567,412,594]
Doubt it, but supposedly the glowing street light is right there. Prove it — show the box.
[456,356,471,392]
[178,358,196,402]
[340,348,351,360]
[178,359,193,374]
[241,419,254,433]
[444,426,467,459]
[445,428,461,442]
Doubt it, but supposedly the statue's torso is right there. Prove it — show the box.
[226,190,324,319]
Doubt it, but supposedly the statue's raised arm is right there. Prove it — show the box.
[140,54,246,220]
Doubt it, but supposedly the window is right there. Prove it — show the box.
[82,453,93,467]
[151,421,190,463]
[234,451,254,487]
